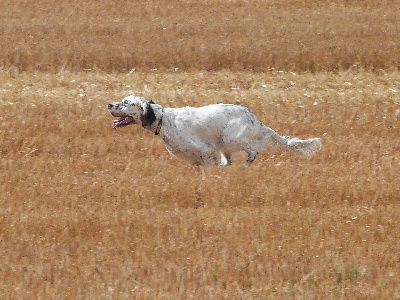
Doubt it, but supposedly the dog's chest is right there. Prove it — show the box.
[160,125,191,155]
[159,117,214,157]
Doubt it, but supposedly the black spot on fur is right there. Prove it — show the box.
[141,102,156,127]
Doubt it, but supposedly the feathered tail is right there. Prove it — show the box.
[286,137,322,156]
[271,133,322,157]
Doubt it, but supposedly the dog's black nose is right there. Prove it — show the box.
[108,103,113,110]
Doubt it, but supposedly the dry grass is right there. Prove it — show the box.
[1,0,400,72]
[1,0,400,298]
[1,70,399,298]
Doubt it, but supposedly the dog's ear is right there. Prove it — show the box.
[150,100,155,104]
[140,102,156,127]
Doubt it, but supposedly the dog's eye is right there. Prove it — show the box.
[122,100,129,106]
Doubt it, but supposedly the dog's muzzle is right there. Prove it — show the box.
[108,103,135,129]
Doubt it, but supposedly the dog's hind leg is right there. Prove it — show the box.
[245,149,259,165]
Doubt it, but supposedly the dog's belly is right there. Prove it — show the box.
[162,134,217,155]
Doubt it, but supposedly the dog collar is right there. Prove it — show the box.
[154,118,162,135]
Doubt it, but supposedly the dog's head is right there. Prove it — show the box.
[108,96,161,130]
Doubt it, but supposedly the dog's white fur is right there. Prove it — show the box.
[108,96,322,166]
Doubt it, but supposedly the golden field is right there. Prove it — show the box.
[1,0,400,73]
[1,70,399,299]
[1,0,400,299]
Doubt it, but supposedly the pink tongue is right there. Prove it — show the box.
[112,117,133,129]
[112,118,124,129]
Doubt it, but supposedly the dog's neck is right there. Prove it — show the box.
[144,103,164,135]
[154,117,163,135]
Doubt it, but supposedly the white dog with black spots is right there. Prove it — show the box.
[108,96,322,166]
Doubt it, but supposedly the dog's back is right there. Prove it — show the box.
[164,104,255,134]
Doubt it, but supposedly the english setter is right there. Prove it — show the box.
[108,96,322,166]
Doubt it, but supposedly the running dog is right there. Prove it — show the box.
[108,96,322,166]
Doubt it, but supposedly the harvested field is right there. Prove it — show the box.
[1,0,400,299]
[1,0,400,72]
[1,70,399,298]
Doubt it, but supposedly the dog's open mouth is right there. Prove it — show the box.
[112,116,135,129]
